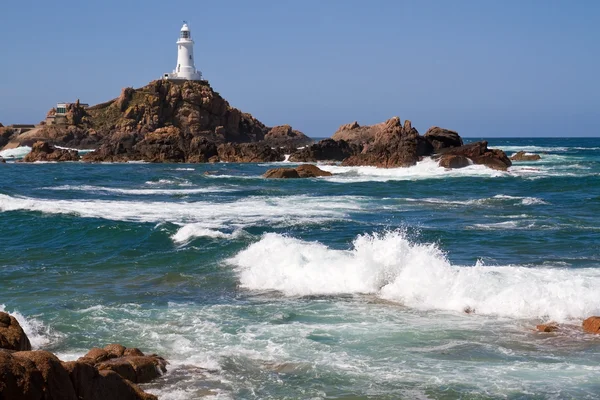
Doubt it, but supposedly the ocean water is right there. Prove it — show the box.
[1,137,600,399]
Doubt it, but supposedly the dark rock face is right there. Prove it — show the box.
[263,164,332,179]
[0,312,162,400]
[0,312,31,351]
[0,125,15,148]
[438,154,471,169]
[436,141,512,171]
[423,126,463,152]
[510,151,541,161]
[536,324,559,333]
[342,118,422,168]
[289,139,359,162]
[264,125,313,148]
[23,141,80,162]
[217,142,284,163]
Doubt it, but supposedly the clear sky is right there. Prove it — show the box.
[0,0,598,137]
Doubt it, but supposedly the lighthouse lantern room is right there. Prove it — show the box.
[163,22,202,81]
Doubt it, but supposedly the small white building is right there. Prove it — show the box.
[163,22,203,81]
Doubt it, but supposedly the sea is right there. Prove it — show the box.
[1,137,600,399]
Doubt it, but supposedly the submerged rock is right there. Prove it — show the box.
[536,324,559,333]
[22,141,80,162]
[583,316,600,334]
[510,151,541,161]
[263,164,332,179]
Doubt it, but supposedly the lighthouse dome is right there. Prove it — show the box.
[181,23,190,32]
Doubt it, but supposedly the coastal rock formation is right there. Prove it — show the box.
[289,139,359,162]
[0,125,15,148]
[263,164,332,179]
[0,312,31,351]
[438,154,471,169]
[264,125,313,148]
[583,316,600,334]
[423,127,463,152]
[511,151,541,161]
[341,118,423,168]
[22,141,80,162]
[217,142,284,163]
[331,119,392,146]
[0,312,163,400]
[436,141,512,171]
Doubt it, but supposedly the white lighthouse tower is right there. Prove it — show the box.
[163,22,202,81]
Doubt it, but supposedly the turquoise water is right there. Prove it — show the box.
[1,137,600,399]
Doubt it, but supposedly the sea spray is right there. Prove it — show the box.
[230,231,600,321]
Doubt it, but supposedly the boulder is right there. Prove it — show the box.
[0,312,31,351]
[97,355,166,384]
[295,164,333,177]
[263,164,332,179]
[583,316,600,334]
[436,141,512,171]
[13,350,78,400]
[536,324,559,333]
[264,125,313,148]
[438,154,471,169]
[22,141,80,162]
[263,168,300,179]
[423,126,463,152]
[510,151,541,161]
[289,139,359,162]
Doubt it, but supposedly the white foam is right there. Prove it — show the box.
[46,185,238,195]
[54,145,95,154]
[499,146,569,152]
[0,194,364,243]
[0,304,59,349]
[172,226,246,243]
[403,194,548,207]
[317,158,506,182]
[0,146,31,159]
[229,231,600,321]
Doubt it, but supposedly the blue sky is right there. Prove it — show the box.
[0,0,598,137]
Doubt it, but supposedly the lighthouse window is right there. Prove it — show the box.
[189,55,192,60]
[180,31,190,39]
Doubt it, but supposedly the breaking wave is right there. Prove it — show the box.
[229,231,600,321]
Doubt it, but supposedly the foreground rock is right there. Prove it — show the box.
[583,316,600,334]
[536,324,559,333]
[510,151,541,161]
[22,141,80,162]
[436,141,512,171]
[263,164,333,179]
[289,139,359,162]
[0,312,31,351]
[0,312,162,400]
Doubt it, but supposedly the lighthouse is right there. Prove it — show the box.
[163,22,202,81]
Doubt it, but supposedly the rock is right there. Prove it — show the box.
[582,316,600,334]
[22,141,80,162]
[81,347,111,363]
[295,164,333,178]
[511,151,541,161]
[289,139,359,162]
[263,164,332,179]
[0,157,5,163]
[104,343,126,358]
[123,348,145,357]
[438,154,471,169]
[217,142,284,162]
[263,168,300,179]
[536,324,559,333]
[436,141,512,171]
[331,119,391,146]
[0,311,31,351]
[97,355,166,384]
[342,117,422,168]
[13,350,78,399]
[0,125,15,148]
[264,125,313,148]
[423,126,463,152]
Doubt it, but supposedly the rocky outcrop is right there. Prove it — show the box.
[289,139,359,162]
[0,125,15,148]
[264,164,333,179]
[436,141,512,171]
[263,125,313,148]
[510,151,541,161]
[342,118,423,168]
[332,120,386,146]
[0,312,163,400]
[22,141,80,162]
[583,316,600,334]
[423,127,463,152]
[0,312,31,351]
[536,324,559,333]
[217,142,284,163]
